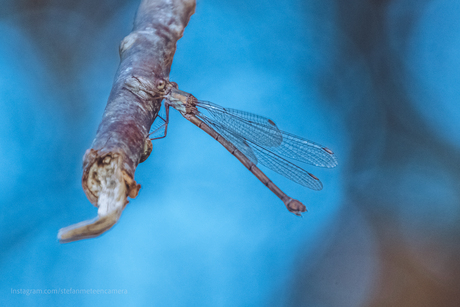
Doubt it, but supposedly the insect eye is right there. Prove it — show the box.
[157,79,166,90]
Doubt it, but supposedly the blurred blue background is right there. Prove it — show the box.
[1,0,459,306]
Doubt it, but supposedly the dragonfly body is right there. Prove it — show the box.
[151,82,337,216]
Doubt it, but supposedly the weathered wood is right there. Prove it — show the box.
[58,0,196,243]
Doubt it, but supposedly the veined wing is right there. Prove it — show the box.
[267,130,337,168]
[198,111,322,191]
[197,100,278,127]
[197,100,283,147]
[199,114,258,164]
[248,142,323,190]
[197,100,337,168]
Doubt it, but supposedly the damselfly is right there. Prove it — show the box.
[150,83,337,216]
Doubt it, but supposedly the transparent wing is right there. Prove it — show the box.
[197,100,337,168]
[197,100,278,127]
[198,111,323,191]
[248,142,323,191]
[149,101,167,139]
[267,130,337,168]
[197,100,283,147]
[199,114,258,164]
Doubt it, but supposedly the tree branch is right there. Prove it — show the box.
[58,0,196,243]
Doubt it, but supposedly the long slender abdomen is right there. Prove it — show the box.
[184,114,307,216]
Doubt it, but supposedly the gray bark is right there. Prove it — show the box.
[58,0,196,243]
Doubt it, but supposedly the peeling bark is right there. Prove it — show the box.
[58,0,196,243]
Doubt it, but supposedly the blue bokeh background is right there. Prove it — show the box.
[1,0,459,306]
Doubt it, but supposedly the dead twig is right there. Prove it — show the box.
[58,0,196,243]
